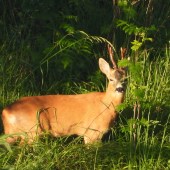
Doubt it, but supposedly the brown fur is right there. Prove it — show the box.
[1,58,127,145]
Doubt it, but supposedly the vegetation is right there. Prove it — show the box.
[0,0,170,169]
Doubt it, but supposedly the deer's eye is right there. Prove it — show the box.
[110,78,114,81]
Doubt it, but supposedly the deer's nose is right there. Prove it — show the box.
[115,87,124,94]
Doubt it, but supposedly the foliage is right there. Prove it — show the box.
[0,0,113,103]
[0,0,170,169]
[109,0,170,52]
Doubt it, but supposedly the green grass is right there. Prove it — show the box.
[0,50,170,169]
[1,127,170,169]
[1,0,170,169]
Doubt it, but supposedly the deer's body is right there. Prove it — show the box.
[1,46,127,145]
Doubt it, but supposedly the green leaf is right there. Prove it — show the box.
[118,58,131,68]
[60,23,75,33]
[127,118,138,125]
[150,25,156,31]
[118,0,128,7]
[129,62,142,75]
[149,120,160,125]
[139,118,149,126]
[61,56,72,69]
[116,103,128,111]
[121,126,130,133]
[131,40,142,51]
[116,20,127,27]
[133,89,145,100]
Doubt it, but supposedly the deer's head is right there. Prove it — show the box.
[99,45,128,96]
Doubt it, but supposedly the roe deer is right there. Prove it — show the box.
[1,45,128,145]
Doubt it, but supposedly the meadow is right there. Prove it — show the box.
[0,0,170,169]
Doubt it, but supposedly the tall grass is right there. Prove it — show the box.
[0,49,170,169]
[1,0,170,169]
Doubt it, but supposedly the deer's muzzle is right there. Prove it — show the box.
[115,87,124,94]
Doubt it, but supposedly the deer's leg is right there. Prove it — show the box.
[84,131,102,144]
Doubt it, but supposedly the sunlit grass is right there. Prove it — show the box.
[0,50,170,169]
[0,0,170,169]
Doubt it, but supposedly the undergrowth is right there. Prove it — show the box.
[1,0,170,169]
[0,50,170,169]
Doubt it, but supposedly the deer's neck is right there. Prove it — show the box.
[101,84,125,109]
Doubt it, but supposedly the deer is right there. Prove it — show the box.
[1,44,128,146]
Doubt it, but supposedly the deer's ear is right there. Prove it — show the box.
[99,58,111,77]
